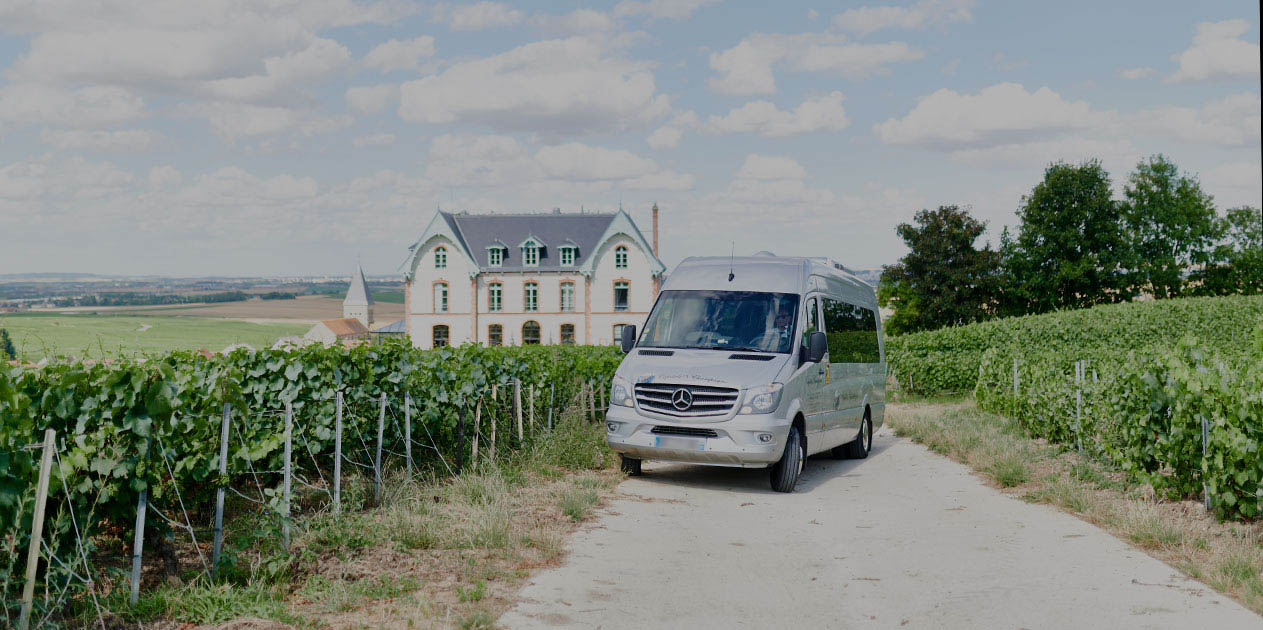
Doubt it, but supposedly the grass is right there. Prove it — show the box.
[94,411,621,629]
[0,312,308,360]
[888,399,1263,615]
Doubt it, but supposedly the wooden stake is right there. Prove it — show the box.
[529,385,535,433]
[333,391,342,515]
[514,379,523,443]
[404,393,413,476]
[212,404,230,576]
[547,382,555,431]
[473,400,481,460]
[374,393,385,504]
[129,436,151,605]
[17,428,55,630]
[490,384,498,461]
[283,402,292,549]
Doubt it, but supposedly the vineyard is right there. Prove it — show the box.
[886,294,1263,520]
[0,340,622,627]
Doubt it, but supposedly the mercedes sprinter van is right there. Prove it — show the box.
[605,255,885,492]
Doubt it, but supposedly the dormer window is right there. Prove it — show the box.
[559,245,576,266]
[522,239,540,266]
[615,245,628,268]
[487,246,505,267]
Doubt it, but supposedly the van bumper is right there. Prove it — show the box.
[603,405,790,468]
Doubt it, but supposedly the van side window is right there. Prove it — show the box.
[821,298,880,363]
[802,297,819,352]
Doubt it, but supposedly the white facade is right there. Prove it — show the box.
[401,208,665,349]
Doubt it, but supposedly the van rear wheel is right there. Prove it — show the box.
[770,425,804,493]
[619,454,642,476]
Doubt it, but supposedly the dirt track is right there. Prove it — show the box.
[499,425,1262,630]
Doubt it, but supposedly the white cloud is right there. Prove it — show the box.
[1125,93,1261,147]
[41,128,164,152]
[535,143,661,181]
[708,32,923,95]
[947,137,1139,173]
[440,2,524,31]
[533,9,616,35]
[735,155,808,180]
[363,36,437,73]
[991,52,1028,71]
[1118,66,1155,79]
[0,156,135,218]
[1167,19,1261,83]
[874,83,1099,149]
[705,91,850,137]
[346,84,399,115]
[353,132,397,148]
[940,58,960,75]
[399,37,670,136]
[148,165,183,189]
[646,111,699,150]
[832,0,975,37]
[1202,161,1263,208]
[177,102,352,144]
[614,0,721,21]
[0,84,145,128]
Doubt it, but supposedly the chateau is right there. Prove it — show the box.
[400,206,665,348]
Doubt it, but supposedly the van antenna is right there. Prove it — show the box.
[728,242,735,282]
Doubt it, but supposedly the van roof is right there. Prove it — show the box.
[664,255,875,305]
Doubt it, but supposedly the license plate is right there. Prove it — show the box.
[654,436,706,451]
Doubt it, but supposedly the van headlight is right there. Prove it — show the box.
[611,375,634,407]
[742,383,783,414]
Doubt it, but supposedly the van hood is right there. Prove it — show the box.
[616,348,791,390]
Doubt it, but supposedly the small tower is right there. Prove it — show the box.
[343,263,374,328]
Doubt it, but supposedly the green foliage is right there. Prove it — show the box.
[1000,160,1132,314]
[0,339,622,615]
[878,205,1002,334]
[888,294,1263,519]
[1121,155,1219,299]
[0,328,14,360]
[1193,206,1263,297]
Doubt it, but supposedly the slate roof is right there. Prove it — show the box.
[443,211,617,271]
[344,263,374,306]
[372,319,406,334]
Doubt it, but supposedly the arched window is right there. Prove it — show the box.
[613,281,629,312]
[488,282,502,312]
[433,282,448,313]
[560,323,575,345]
[488,324,503,346]
[559,281,575,312]
[433,325,449,348]
[434,246,447,269]
[522,321,541,345]
[524,282,538,312]
[615,245,628,268]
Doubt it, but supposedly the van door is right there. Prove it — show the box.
[820,298,882,446]
[799,295,826,437]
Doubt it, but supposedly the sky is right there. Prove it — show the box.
[0,0,1259,277]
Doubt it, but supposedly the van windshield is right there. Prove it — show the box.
[639,290,800,354]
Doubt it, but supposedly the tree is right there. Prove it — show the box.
[0,329,14,361]
[1192,206,1263,296]
[1000,160,1131,314]
[878,205,1002,334]
[1121,155,1219,299]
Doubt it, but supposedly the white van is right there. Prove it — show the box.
[605,255,885,492]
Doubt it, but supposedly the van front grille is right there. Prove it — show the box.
[634,383,739,418]
[651,426,719,438]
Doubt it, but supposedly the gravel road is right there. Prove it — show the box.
[500,425,1262,630]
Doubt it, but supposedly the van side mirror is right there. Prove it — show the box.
[806,331,827,363]
[620,325,637,353]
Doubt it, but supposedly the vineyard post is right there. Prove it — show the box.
[547,382,554,431]
[212,403,230,577]
[598,384,606,421]
[17,428,54,630]
[514,378,523,444]
[128,436,152,605]
[584,382,592,422]
[490,384,498,461]
[404,393,413,477]
[374,393,385,504]
[473,399,481,460]
[455,405,467,473]
[283,402,293,549]
[1201,415,1211,512]
[1074,360,1083,454]
[333,391,342,515]
[529,384,535,434]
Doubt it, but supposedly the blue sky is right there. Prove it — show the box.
[0,0,1258,277]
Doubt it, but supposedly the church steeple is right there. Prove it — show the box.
[343,262,374,328]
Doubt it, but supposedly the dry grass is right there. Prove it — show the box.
[888,400,1263,614]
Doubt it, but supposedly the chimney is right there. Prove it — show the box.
[652,202,659,256]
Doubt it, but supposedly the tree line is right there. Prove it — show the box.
[879,155,1263,335]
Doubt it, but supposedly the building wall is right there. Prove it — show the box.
[343,304,373,329]
[303,323,338,345]
[405,229,657,349]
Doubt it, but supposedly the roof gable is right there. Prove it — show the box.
[344,263,374,306]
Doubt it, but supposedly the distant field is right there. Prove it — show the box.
[41,295,405,323]
[0,313,310,360]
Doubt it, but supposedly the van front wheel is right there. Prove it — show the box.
[619,454,642,476]
[837,415,872,460]
[770,425,804,493]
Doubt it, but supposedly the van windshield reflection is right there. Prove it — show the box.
[638,290,800,354]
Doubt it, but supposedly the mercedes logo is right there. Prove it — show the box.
[671,388,693,411]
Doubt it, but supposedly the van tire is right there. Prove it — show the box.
[619,455,642,476]
[838,414,872,460]
[770,425,804,493]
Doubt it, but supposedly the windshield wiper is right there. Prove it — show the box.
[700,345,766,352]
